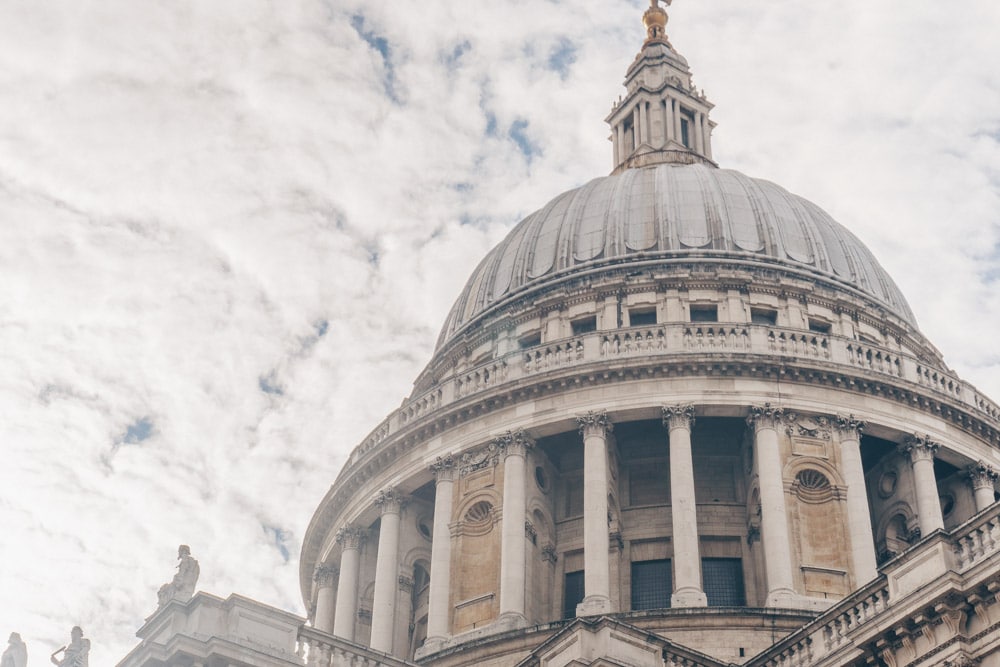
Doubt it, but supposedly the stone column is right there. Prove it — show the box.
[747,404,796,607]
[576,411,613,616]
[694,112,705,154]
[638,102,648,146]
[664,97,674,142]
[835,415,877,584]
[333,526,366,641]
[900,435,943,535]
[704,120,713,160]
[426,456,456,642]
[614,123,623,166]
[673,99,682,143]
[662,405,707,607]
[498,430,533,626]
[967,461,998,512]
[370,488,405,654]
[313,564,339,633]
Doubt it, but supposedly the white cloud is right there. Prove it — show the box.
[0,0,998,663]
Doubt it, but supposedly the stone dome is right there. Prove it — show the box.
[437,163,916,350]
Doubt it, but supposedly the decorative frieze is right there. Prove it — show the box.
[459,441,503,476]
[397,575,414,593]
[900,434,940,463]
[577,410,613,436]
[313,564,339,588]
[747,402,784,432]
[784,413,832,440]
[541,544,558,564]
[662,404,695,431]
[335,525,367,551]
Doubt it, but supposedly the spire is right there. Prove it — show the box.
[606,0,716,174]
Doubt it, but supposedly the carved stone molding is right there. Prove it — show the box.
[784,413,832,440]
[900,434,940,463]
[662,404,696,431]
[397,575,414,593]
[313,564,339,588]
[835,414,867,439]
[967,461,999,490]
[375,487,407,515]
[577,410,613,437]
[747,403,784,432]
[494,429,535,459]
[335,525,367,551]
[459,441,502,476]
[430,454,456,482]
[541,544,557,564]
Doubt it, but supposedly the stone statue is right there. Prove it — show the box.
[1,633,27,667]
[49,627,88,667]
[157,544,200,607]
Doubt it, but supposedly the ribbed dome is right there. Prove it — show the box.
[437,163,915,349]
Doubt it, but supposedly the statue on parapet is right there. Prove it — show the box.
[1,633,27,667]
[157,544,200,607]
[49,627,88,667]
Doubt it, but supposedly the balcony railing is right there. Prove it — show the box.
[296,626,416,667]
[347,323,1000,467]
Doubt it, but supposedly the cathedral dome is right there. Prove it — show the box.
[437,163,916,351]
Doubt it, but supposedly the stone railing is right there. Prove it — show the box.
[748,502,1000,667]
[297,626,416,667]
[346,323,1000,469]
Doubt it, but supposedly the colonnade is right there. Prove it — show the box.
[612,98,713,166]
[312,405,998,657]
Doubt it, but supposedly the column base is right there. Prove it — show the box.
[414,637,447,660]
[670,587,708,608]
[765,588,798,608]
[576,595,612,617]
[494,611,529,632]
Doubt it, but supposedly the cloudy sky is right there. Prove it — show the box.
[1,0,998,664]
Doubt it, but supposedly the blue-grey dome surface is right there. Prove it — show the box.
[437,163,915,349]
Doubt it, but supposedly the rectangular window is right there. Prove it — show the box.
[750,308,777,325]
[519,332,541,349]
[631,559,672,610]
[808,319,831,334]
[629,308,657,327]
[571,316,597,335]
[680,118,690,148]
[563,571,585,619]
[689,305,718,322]
[702,558,746,607]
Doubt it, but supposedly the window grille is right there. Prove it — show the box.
[631,559,672,610]
[702,558,745,606]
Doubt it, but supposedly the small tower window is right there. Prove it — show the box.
[680,118,690,148]
[563,571,585,619]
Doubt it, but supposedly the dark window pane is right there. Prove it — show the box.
[631,559,671,610]
[571,317,597,335]
[690,305,718,322]
[750,308,777,325]
[629,309,657,326]
[563,571,585,619]
[702,558,745,606]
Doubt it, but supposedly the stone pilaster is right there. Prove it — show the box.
[900,435,944,535]
[576,411,613,616]
[747,403,796,607]
[426,456,456,643]
[370,488,406,654]
[835,414,877,584]
[333,526,366,641]
[968,461,998,512]
[313,564,339,634]
[662,405,706,607]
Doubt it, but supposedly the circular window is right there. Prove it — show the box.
[417,516,433,540]
[465,500,493,523]
[535,466,549,492]
[796,469,830,490]
[940,494,955,518]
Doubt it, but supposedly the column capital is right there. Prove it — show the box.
[968,461,999,490]
[314,564,339,588]
[835,414,867,439]
[375,487,407,515]
[577,410,613,437]
[335,525,367,551]
[747,403,784,432]
[900,434,940,463]
[494,429,535,459]
[662,404,696,431]
[430,455,457,482]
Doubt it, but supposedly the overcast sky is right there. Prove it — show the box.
[1,1,999,664]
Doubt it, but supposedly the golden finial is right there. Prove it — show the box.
[643,0,671,44]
